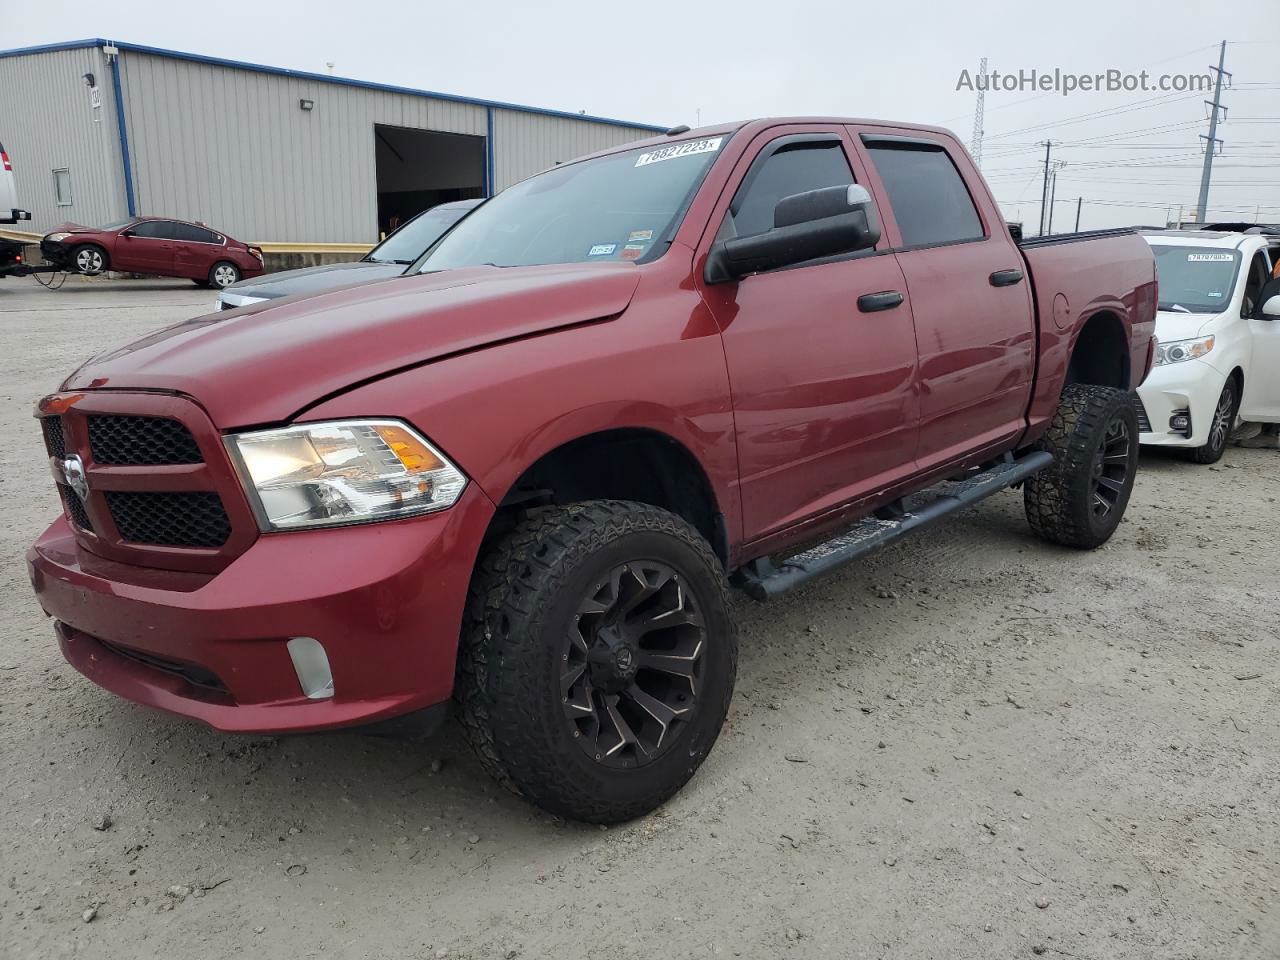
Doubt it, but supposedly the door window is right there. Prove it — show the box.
[128,221,176,239]
[1243,251,1270,316]
[719,139,855,242]
[863,140,984,247]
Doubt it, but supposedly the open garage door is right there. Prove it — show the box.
[374,125,486,238]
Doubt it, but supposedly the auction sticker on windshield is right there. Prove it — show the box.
[635,137,724,167]
[1187,253,1234,262]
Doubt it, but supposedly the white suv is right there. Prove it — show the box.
[1,141,31,225]
[1137,228,1280,462]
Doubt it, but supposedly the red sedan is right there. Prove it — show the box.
[41,216,264,288]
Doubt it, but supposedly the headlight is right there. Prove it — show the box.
[226,419,466,531]
[45,232,71,243]
[1154,335,1214,366]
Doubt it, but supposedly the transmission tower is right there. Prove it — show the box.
[970,56,987,167]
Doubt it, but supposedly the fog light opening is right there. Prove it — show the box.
[1169,410,1192,438]
[287,637,334,700]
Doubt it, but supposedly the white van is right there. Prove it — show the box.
[1136,227,1280,462]
[1,141,31,225]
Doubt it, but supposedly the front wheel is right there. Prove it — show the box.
[71,244,107,276]
[1189,379,1236,465]
[1025,383,1139,549]
[208,261,240,289]
[456,501,737,823]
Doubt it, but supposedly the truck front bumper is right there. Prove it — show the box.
[1134,358,1227,448]
[27,483,495,734]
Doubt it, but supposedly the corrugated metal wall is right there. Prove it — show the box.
[117,51,490,243]
[0,47,127,232]
[2,42,660,243]
[492,109,651,191]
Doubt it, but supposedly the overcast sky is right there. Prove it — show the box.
[3,0,1277,230]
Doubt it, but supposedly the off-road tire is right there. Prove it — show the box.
[70,244,108,276]
[1188,378,1236,465]
[1025,383,1138,549]
[456,500,737,823]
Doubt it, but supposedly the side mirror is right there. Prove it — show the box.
[120,230,135,239]
[705,184,881,284]
[1256,278,1280,320]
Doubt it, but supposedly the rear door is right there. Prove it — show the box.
[851,127,1036,471]
[172,223,224,279]
[0,141,18,215]
[116,220,176,274]
[695,124,920,544]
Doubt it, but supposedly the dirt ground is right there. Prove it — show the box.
[0,275,1276,960]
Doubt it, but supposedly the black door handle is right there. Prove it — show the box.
[990,269,1024,287]
[858,290,904,313]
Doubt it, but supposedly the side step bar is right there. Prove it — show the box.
[735,450,1054,601]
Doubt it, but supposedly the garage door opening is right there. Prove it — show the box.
[373,124,486,238]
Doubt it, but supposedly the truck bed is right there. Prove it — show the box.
[1018,227,1158,438]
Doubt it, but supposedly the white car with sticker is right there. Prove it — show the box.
[1137,228,1280,463]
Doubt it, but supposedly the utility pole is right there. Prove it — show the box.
[970,56,988,168]
[1038,140,1058,236]
[1075,196,1083,232]
[1047,160,1067,234]
[1196,41,1230,223]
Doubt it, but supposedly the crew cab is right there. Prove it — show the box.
[27,118,1156,824]
[1136,226,1280,462]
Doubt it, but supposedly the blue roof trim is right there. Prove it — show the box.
[0,38,668,133]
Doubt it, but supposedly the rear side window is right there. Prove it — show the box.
[723,140,854,240]
[864,141,984,247]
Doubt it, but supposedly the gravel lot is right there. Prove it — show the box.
[1,275,1277,960]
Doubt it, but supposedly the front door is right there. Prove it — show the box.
[695,126,920,544]
[853,127,1036,471]
[1242,272,1280,422]
[115,220,175,274]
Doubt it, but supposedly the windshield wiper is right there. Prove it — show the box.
[1159,302,1193,313]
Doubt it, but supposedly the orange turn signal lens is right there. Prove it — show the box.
[373,424,447,473]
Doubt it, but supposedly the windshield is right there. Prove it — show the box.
[97,217,138,231]
[417,136,727,271]
[1149,243,1242,314]
[368,204,476,264]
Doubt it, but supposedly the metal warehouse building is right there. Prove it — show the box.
[0,39,663,245]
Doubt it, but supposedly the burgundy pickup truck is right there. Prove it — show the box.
[28,118,1156,823]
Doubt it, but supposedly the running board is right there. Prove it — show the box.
[735,451,1054,601]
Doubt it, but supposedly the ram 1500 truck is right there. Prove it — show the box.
[27,118,1157,823]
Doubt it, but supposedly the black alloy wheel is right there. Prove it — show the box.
[563,560,704,769]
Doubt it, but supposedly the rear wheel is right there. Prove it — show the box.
[208,261,240,289]
[71,244,108,276]
[1025,383,1139,548]
[1189,379,1236,465]
[456,500,737,823]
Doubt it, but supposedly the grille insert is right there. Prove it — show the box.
[89,416,202,465]
[105,491,231,547]
[59,486,93,532]
[42,417,66,459]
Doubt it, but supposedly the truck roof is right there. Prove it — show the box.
[573,117,963,166]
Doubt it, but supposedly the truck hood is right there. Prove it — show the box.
[223,260,404,300]
[63,262,642,427]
